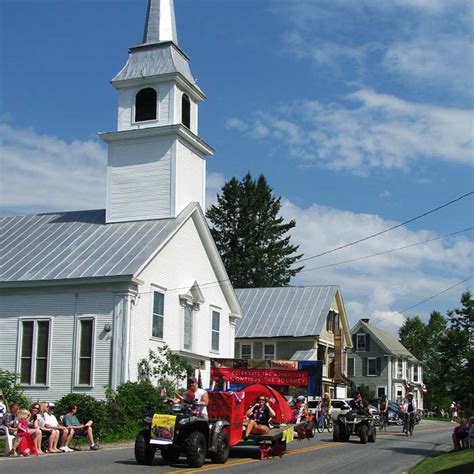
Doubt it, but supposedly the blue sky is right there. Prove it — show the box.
[1,0,473,333]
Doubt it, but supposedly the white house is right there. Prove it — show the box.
[0,0,241,401]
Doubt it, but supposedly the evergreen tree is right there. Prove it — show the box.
[207,173,303,288]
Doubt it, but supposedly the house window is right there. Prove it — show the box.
[263,344,275,360]
[78,319,94,385]
[377,386,386,397]
[241,344,252,359]
[181,93,191,128]
[135,87,157,122]
[152,291,164,338]
[368,357,377,376]
[183,305,193,350]
[405,363,409,379]
[20,320,50,385]
[357,334,366,351]
[211,310,220,352]
[413,365,419,382]
[397,359,403,378]
[348,357,355,377]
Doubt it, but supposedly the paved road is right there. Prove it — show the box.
[0,421,453,474]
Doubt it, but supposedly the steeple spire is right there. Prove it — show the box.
[143,0,178,45]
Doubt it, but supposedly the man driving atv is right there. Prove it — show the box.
[349,392,369,415]
[175,377,209,419]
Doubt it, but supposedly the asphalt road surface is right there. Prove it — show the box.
[0,420,453,474]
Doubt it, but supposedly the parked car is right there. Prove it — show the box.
[331,399,351,420]
[307,399,320,416]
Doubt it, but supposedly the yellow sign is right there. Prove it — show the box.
[282,427,294,443]
[151,414,177,445]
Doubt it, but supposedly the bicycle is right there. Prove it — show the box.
[402,412,414,436]
[316,410,333,433]
[377,411,387,432]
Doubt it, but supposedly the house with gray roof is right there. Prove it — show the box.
[234,286,353,399]
[0,0,241,400]
[349,319,424,409]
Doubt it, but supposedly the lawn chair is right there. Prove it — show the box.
[59,416,88,450]
[0,427,14,455]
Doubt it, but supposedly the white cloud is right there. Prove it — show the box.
[232,90,473,173]
[281,198,474,332]
[0,123,106,214]
[225,117,248,132]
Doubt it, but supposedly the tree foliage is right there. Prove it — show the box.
[0,370,31,408]
[207,173,303,288]
[399,291,474,411]
[137,344,193,396]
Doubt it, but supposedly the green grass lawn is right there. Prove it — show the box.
[409,449,474,474]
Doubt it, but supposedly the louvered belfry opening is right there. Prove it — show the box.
[135,87,157,122]
[181,93,190,128]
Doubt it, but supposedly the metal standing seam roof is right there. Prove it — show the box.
[235,286,338,338]
[358,321,416,360]
[290,349,318,361]
[112,43,198,91]
[0,203,197,283]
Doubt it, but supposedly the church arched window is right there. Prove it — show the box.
[181,93,191,128]
[135,88,157,122]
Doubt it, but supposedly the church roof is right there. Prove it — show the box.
[112,42,202,96]
[235,286,339,338]
[0,203,197,284]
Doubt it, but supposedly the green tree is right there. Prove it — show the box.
[137,345,193,396]
[445,291,474,409]
[207,173,303,288]
[0,370,30,408]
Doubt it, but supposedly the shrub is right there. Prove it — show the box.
[0,369,30,408]
[55,393,108,438]
[113,381,170,423]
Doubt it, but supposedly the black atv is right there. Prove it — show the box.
[135,400,230,468]
[333,411,376,444]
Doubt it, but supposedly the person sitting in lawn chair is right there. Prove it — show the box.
[62,405,99,450]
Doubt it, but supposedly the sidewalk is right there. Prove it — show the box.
[0,440,134,461]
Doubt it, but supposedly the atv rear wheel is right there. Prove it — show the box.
[135,429,156,465]
[161,446,181,464]
[209,431,229,464]
[185,431,207,468]
[359,425,368,444]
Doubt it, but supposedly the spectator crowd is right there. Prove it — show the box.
[0,401,99,456]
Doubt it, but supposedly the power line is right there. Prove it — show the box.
[300,227,474,273]
[134,226,473,297]
[299,190,474,264]
[397,276,473,314]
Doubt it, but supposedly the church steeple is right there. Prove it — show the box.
[143,0,178,45]
[99,0,213,224]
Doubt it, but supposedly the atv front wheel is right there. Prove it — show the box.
[333,423,340,442]
[209,431,229,464]
[185,431,207,468]
[359,425,368,444]
[368,426,376,443]
[135,430,156,465]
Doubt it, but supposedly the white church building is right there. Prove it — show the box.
[0,0,241,401]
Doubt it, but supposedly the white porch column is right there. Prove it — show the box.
[387,356,392,400]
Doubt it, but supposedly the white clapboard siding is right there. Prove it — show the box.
[130,216,234,385]
[0,289,114,401]
[175,140,205,213]
[106,137,173,222]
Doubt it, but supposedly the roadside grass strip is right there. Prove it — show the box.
[409,448,474,474]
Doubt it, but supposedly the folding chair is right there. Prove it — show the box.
[0,427,14,455]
